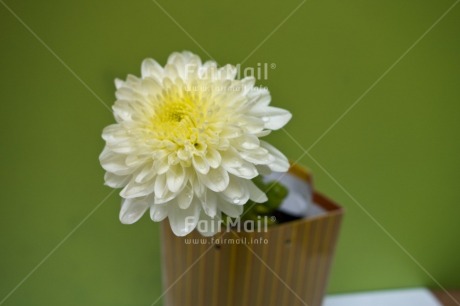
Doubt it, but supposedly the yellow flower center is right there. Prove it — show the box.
[151,92,204,147]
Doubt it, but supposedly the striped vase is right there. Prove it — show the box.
[160,164,344,306]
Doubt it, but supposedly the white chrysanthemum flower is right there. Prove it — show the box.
[100,51,291,236]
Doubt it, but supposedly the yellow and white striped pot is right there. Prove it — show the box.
[160,164,344,306]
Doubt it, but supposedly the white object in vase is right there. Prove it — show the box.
[264,171,314,217]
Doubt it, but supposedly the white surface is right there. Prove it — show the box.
[324,288,442,306]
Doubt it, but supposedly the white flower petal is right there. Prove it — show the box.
[120,197,149,224]
[150,203,168,221]
[221,177,249,205]
[234,134,260,150]
[254,129,271,137]
[260,141,290,172]
[177,148,191,160]
[154,174,167,198]
[247,87,271,108]
[181,51,202,64]
[224,162,258,179]
[135,164,155,183]
[218,197,243,218]
[197,167,229,192]
[177,185,193,209]
[164,63,180,80]
[239,147,274,165]
[141,58,164,79]
[101,124,129,144]
[120,179,155,198]
[239,116,265,134]
[221,148,258,179]
[115,87,138,101]
[199,61,218,79]
[250,106,292,130]
[104,172,128,188]
[217,64,237,80]
[166,164,186,193]
[246,180,268,203]
[168,51,203,80]
[115,78,124,89]
[99,147,132,175]
[106,138,137,154]
[168,197,200,236]
[221,148,243,168]
[192,155,210,174]
[154,192,175,205]
[167,152,180,166]
[191,173,205,198]
[205,149,221,169]
[167,52,185,67]
[196,210,221,237]
[153,157,169,175]
[125,154,148,167]
[112,103,132,122]
[239,77,256,95]
[142,77,163,95]
[201,190,217,217]
[220,126,243,139]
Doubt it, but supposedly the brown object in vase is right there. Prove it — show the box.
[160,164,344,306]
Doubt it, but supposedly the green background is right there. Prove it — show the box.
[1,0,459,305]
